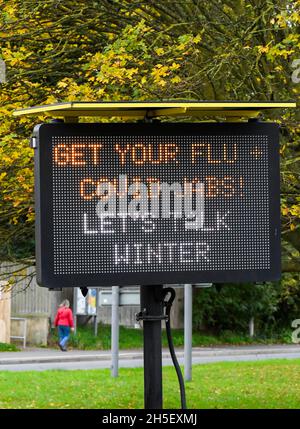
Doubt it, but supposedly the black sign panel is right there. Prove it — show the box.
[34,122,280,287]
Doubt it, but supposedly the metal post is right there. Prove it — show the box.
[94,316,97,337]
[140,285,163,409]
[23,319,27,349]
[73,287,77,335]
[249,317,255,337]
[184,284,193,381]
[94,290,98,337]
[111,286,120,378]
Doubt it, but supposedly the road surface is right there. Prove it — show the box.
[0,344,299,371]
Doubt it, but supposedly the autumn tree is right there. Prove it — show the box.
[0,0,299,303]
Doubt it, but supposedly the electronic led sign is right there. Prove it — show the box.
[33,122,280,287]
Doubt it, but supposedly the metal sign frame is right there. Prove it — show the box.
[33,121,280,288]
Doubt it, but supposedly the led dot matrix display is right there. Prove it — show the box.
[34,122,280,288]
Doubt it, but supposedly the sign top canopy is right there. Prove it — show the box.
[13,100,296,120]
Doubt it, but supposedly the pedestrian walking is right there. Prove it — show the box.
[54,299,74,351]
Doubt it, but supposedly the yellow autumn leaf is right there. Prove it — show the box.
[281,207,289,216]
[258,46,270,54]
[155,47,165,56]
[171,76,182,84]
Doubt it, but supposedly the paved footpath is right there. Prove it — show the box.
[0,344,299,371]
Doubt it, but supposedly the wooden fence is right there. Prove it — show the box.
[0,263,72,320]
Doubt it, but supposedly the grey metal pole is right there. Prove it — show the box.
[249,317,255,337]
[184,284,193,381]
[73,287,77,335]
[94,290,98,337]
[111,286,120,378]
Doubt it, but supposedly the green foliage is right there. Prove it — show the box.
[193,275,300,334]
[193,283,280,333]
[275,272,300,325]
[49,324,140,350]
[49,322,293,351]
[0,342,20,352]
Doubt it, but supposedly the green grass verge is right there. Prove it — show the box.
[0,359,299,408]
[0,343,20,352]
[48,324,293,350]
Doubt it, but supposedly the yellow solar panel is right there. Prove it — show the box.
[13,101,296,120]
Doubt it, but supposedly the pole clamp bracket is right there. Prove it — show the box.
[136,308,168,322]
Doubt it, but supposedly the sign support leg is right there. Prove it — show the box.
[140,285,164,409]
[184,284,193,381]
[111,286,120,378]
[73,287,77,335]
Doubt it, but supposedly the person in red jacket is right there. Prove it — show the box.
[54,299,74,351]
